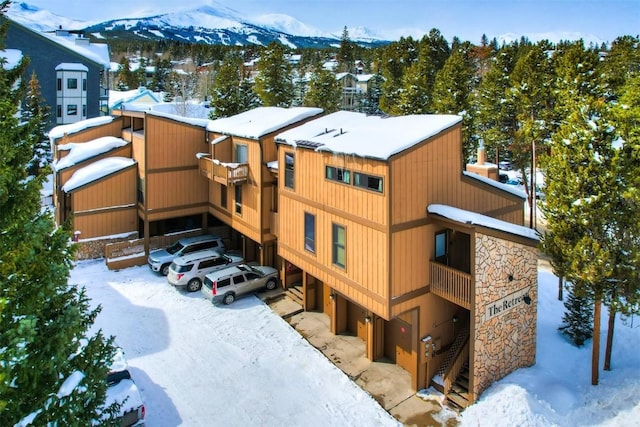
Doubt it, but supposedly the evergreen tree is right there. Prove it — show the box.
[254,42,295,107]
[238,78,261,112]
[540,100,634,385]
[150,57,172,92]
[358,73,383,114]
[508,42,555,226]
[398,29,450,115]
[23,71,50,176]
[432,46,477,164]
[473,43,519,164]
[209,52,243,119]
[599,35,640,101]
[559,283,594,346]
[337,26,356,73]
[116,56,134,90]
[0,4,118,424]
[378,36,419,114]
[304,66,341,113]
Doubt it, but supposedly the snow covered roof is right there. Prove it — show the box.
[428,204,539,242]
[463,171,526,199]
[275,111,462,161]
[53,136,129,171]
[206,107,323,139]
[49,116,115,141]
[38,31,110,68]
[55,62,88,72]
[109,87,161,109]
[62,157,136,193]
[1,49,23,69]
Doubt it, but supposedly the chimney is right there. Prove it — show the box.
[477,139,486,165]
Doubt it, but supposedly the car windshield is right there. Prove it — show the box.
[240,264,262,275]
[166,241,185,255]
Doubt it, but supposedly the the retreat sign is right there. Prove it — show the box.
[484,286,531,322]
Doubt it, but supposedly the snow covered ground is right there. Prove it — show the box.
[75,254,640,427]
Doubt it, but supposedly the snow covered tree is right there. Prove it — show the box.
[559,283,594,346]
[116,56,134,90]
[337,26,356,73]
[209,52,243,119]
[149,57,172,92]
[378,36,419,115]
[540,99,636,385]
[303,66,341,113]
[432,45,477,164]
[254,42,295,107]
[23,71,50,176]
[473,43,519,165]
[0,5,118,423]
[598,35,640,101]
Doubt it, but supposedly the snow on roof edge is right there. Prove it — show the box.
[427,204,540,242]
[462,171,526,199]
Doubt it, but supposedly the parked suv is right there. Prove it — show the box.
[106,347,145,426]
[167,249,244,292]
[201,264,279,305]
[148,235,225,276]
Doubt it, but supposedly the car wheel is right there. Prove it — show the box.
[186,278,201,292]
[223,293,236,305]
[265,279,277,291]
[161,264,170,276]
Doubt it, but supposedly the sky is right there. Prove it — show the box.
[62,241,640,426]
[18,0,640,45]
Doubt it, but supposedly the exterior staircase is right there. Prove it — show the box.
[431,325,471,412]
[285,282,304,306]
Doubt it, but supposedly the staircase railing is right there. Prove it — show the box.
[443,337,469,395]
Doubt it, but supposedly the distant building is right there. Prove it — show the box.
[2,17,110,128]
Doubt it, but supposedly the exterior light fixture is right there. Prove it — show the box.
[523,294,532,305]
[508,274,514,282]
[329,293,336,301]
[364,316,371,323]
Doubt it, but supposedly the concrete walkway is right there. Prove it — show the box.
[262,292,457,426]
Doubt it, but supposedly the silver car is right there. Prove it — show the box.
[167,249,244,292]
[148,235,225,276]
[201,264,280,305]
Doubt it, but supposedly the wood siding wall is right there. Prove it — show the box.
[70,167,138,239]
[142,116,209,218]
[278,147,390,318]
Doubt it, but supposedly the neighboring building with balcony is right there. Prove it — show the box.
[273,111,538,409]
[2,16,110,127]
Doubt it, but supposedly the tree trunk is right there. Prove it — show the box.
[591,297,601,385]
[558,276,563,301]
[604,305,616,371]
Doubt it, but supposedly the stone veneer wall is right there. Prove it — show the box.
[472,233,538,400]
[74,232,139,261]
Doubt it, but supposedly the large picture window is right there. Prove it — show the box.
[284,152,295,189]
[332,224,345,268]
[304,212,315,253]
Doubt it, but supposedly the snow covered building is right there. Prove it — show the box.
[273,111,539,408]
[49,107,539,409]
[2,17,110,127]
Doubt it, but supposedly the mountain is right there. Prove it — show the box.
[6,2,389,49]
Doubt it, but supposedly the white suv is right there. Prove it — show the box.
[148,235,225,276]
[167,249,244,292]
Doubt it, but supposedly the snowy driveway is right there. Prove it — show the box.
[74,260,399,427]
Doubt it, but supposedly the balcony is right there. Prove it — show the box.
[430,261,471,309]
[198,155,248,186]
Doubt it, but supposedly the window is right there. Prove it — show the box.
[57,78,62,91]
[233,274,246,285]
[235,144,248,163]
[235,185,242,215]
[435,230,448,264]
[332,224,345,268]
[326,166,350,184]
[56,105,62,118]
[245,272,260,280]
[82,105,87,117]
[304,212,315,253]
[284,152,294,189]
[82,78,87,91]
[67,78,78,89]
[67,105,78,116]
[220,184,227,208]
[354,172,383,193]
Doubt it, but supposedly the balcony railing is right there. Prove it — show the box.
[198,155,248,186]
[430,261,471,309]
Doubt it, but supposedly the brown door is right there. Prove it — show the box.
[384,318,413,371]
